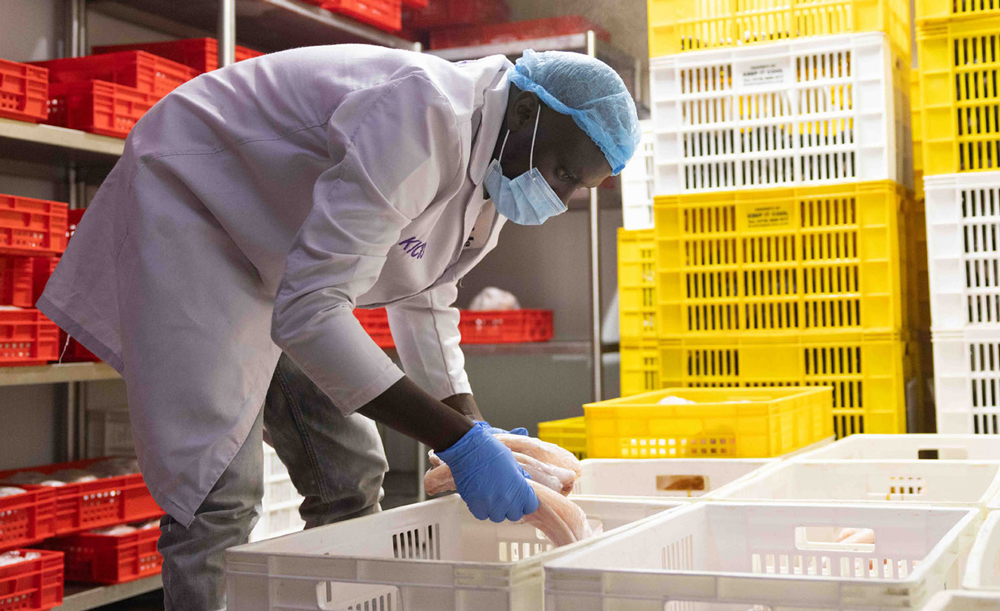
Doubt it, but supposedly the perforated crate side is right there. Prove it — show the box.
[933,328,1000,434]
[618,228,658,343]
[0,59,49,123]
[650,33,911,194]
[620,341,662,397]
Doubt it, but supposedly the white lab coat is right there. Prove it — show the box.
[37,46,513,526]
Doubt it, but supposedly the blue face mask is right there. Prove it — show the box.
[484,111,567,226]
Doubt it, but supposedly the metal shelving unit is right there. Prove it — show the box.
[0,362,119,387]
[59,576,163,611]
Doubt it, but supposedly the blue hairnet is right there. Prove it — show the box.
[508,50,640,175]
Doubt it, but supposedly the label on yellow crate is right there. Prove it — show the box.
[739,202,795,231]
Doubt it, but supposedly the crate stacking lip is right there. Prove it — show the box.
[917,16,1000,175]
[618,228,657,343]
[224,494,684,611]
[537,416,587,460]
[31,51,199,99]
[543,503,980,611]
[660,331,915,438]
[647,0,911,58]
[0,195,67,257]
[651,33,911,194]
[0,59,49,123]
[583,386,834,459]
[0,549,64,611]
[797,433,1000,460]
[0,488,56,553]
[44,525,162,584]
[715,459,1000,506]
[573,457,772,498]
[654,181,911,337]
[91,38,263,73]
[931,327,1000,435]
[0,459,163,538]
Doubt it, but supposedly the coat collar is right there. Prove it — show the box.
[467,65,511,186]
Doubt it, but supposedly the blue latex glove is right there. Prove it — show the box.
[475,420,529,436]
[437,422,539,522]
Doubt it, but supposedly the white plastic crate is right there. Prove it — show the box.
[225,494,684,611]
[933,328,1000,434]
[572,458,772,498]
[544,503,980,611]
[925,172,1000,331]
[620,120,655,230]
[714,460,1000,507]
[921,592,1000,611]
[86,408,136,458]
[249,444,306,543]
[650,32,911,194]
[963,510,1000,590]
[796,434,1000,461]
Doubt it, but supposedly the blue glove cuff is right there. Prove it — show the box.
[436,422,490,468]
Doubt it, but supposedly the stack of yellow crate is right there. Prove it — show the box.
[617,0,927,438]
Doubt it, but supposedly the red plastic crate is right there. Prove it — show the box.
[0,490,56,553]
[323,0,403,32]
[404,0,509,30]
[44,526,161,585]
[0,195,68,257]
[91,39,263,74]
[0,550,63,611]
[0,257,33,307]
[31,51,198,99]
[458,309,553,344]
[0,59,48,123]
[0,460,163,537]
[29,257,58,306]
[402,0,428,9]
[429,15,611,49]
[46,80,156,139]
[354,308,394,348]
[0,309,59,366]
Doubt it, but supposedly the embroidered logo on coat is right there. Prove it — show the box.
[398,237,426,260]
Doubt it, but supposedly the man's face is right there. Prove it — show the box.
[498,94,613,206]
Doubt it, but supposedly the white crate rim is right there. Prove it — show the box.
[963,510,1000,589]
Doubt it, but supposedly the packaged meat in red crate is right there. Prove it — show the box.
[46,80,156,139]
[0,459,163,538]
[0,59,49,123]
[405,0,509,30]
[458,309,554,344]
[32,51,198,99]
[0,488,56,552]
[429,15,611,49]
[0,309,59,366]
[43,522,162,585]
[92,38,263,74]
[322,0,403,32]
[0,257,33,307]
[0,550,64,611]
[0,195,68,256]
[353,308,394,348]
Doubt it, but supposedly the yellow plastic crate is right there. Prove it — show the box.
[621,341,661,396]
[917,0,1000,24]
[584,386,833,459]
[618,228,657,343]
[918,16,1000,175]
[537,416,587,459]
[912,71,923,190]
[654,181,911,339]
[647,0,910,58]
[658,331,914,438]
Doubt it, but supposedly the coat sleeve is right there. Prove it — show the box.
[385,281,471,401]
[271,73,464,414]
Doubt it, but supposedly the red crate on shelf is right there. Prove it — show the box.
[0,195,68,257]
[92,39,264,74]
[0,257,34,307]
[402,0,428,9]
[46,80,156,139]
[429,15,611,49]
[43,526,161,585]
[354,308,394,348]
[0,309,59,366]
[459,309,553,344]
[0,489,56,553]
[32,51,198,99]
[322,0,403,32]
[0,459,163,537]
[0,59,49,123]
[0,550,64,611]
[404,0,509,30]
[30,257,58,305]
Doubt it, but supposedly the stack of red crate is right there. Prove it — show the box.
[0,58,50,124]
[0,193,67,367]
[300,0,405,32]
[428,15,610,49]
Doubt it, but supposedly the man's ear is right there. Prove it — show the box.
[506,91,539,133]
